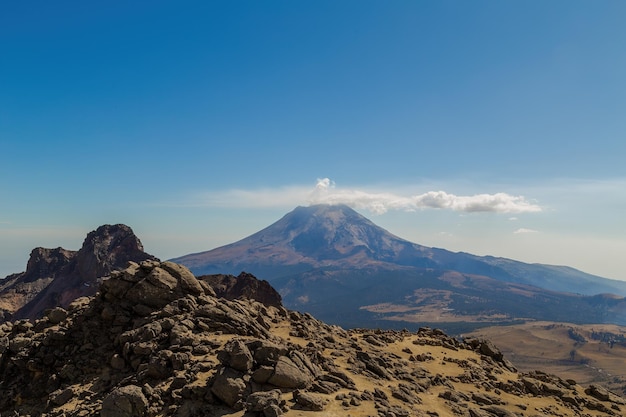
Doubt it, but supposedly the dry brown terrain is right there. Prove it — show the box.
[3,260,626,417]
[468,321,626,396]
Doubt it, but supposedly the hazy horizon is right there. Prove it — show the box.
[1,1,625,281]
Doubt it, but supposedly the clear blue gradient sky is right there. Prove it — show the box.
[1,1,625,281]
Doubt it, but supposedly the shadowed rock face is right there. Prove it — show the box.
[1,260,624,417]
[75,224,157,282]
[22,247,76,282]
[198,271,283,307]
[0,224,157,321]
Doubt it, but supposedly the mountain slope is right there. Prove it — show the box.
[173,204,626,330]
[174,204,438,278]
[174,204,626,296]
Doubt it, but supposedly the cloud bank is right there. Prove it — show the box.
[514,228,540,234]
[193,178,542,215]
[308,178,542,214]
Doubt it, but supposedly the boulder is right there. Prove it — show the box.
[293,390,326,411]
[101,385,149,417]
[103,261,205,311]
[245,389,283,414]
[47,307,68,324]
[479,339,503,361]
[218,339,253,372]
[268,356,313,389]
[252,340,287,365]
[160,261,204,296]
[211,367,247,409]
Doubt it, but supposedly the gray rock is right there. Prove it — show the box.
[262,403,284,417]
[245,389,282,413]
[101,385,149,417]
[47,307,68,324]
[8,336,31,353]
[49,387,74,406]
[585,384,626,404]
[482,405,518,417]
[356,351,392,380]
[521,377,541,395]
[252,365,275,384]
[268,356,313,389]
[293,390,326,411]
[391,383,421,404]
[253,340,286,365]
[110,354,126,370]
[219,339,253,372]
[472,392,504,405]
[479,339,503,361]
[160,261,205,296]
[211,367,247,408]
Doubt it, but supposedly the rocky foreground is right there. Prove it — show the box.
[1,261,625,417]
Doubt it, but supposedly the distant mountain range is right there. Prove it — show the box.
[173,204,626,331]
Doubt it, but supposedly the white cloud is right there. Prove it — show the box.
[513,228,539,234]
[309,178,542,214]
[189,178,543,215]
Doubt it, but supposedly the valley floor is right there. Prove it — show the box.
[468,321,626,396]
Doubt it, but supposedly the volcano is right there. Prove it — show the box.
[173,205,626,330]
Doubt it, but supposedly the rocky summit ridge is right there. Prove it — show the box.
[1,260,625,417]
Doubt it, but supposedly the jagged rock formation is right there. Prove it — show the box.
[0,224,157,321]
[0,248,76,321]
[198,271,283,307]
[1,261,624,417]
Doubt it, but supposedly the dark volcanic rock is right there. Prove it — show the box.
[0,247,75,320]
[0,261,295,415]
[23,247,76,282]
[1,259,624,417]
[198,271,282,307]
[101,385,149,417]
[76,224,155,282]
[0,224,157,321]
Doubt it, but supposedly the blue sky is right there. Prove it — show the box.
[1,1,625,281]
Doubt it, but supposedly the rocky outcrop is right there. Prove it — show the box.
[198,271,283,307]
[0,261,624,417]
[0,224,157,321]
[0,247,75,320]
